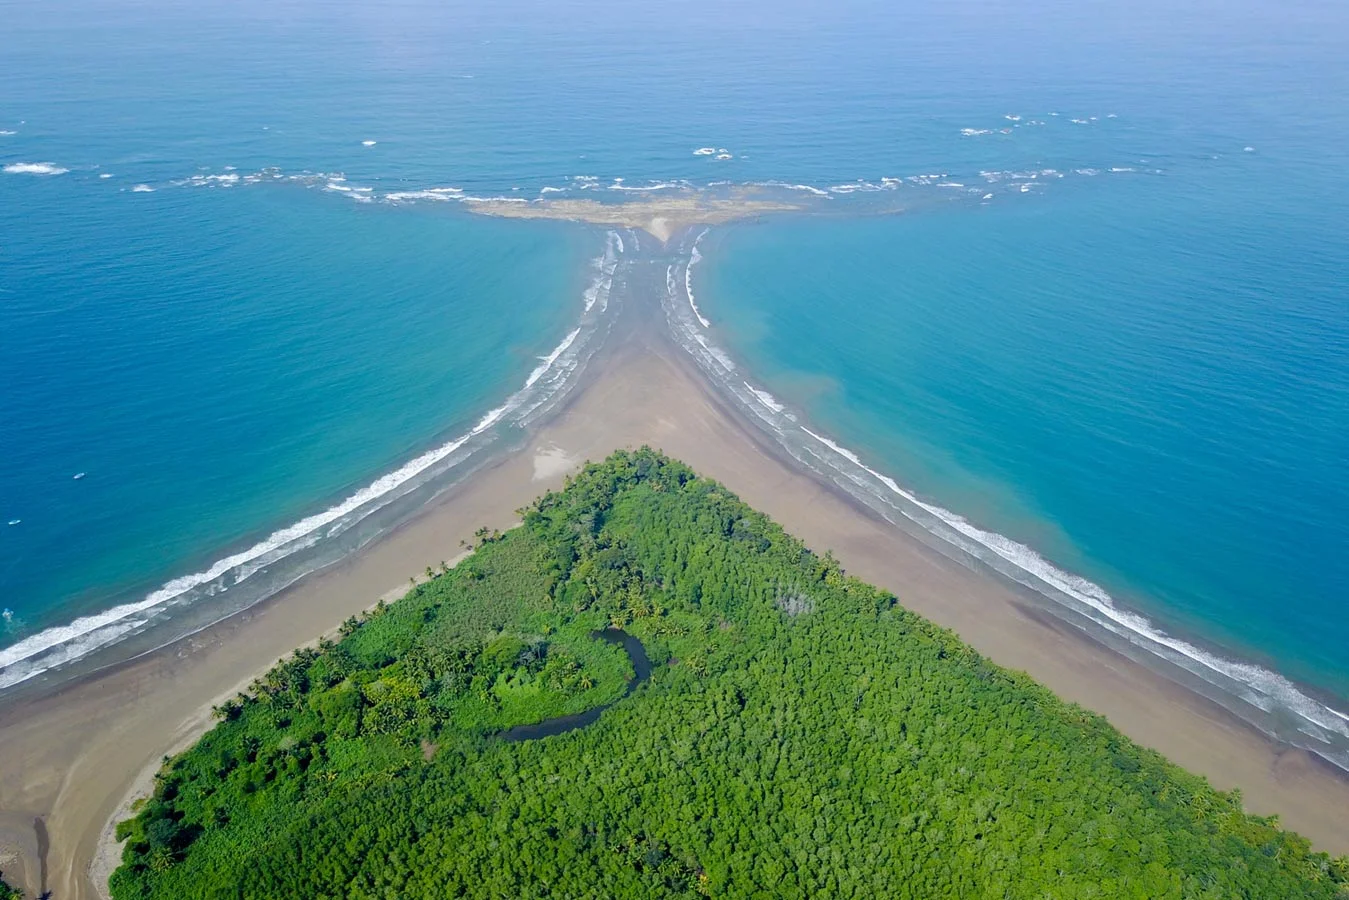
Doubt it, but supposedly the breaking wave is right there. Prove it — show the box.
[658,231,1349,773]
[684,229,710,327]
[4,162,68,176]
[0,230,630,691]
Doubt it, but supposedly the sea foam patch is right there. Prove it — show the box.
[4,162,68,175]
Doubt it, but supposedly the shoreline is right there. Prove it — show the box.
[462,193,806,241]
[2,240,1349,899]
[83,565,460,894]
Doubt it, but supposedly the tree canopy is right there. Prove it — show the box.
[110,448,1349,899]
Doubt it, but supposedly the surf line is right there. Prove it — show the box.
[684,228,711,328]
[657,228,1349,772]
[0,230,632,692]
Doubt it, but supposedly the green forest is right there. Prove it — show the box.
[109,449,1349,899]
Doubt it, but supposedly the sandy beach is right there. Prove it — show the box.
[2,293,1348,899]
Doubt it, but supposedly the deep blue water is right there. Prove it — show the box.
[2,0,1347,744]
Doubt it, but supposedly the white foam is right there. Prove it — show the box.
[961,128,993,136]
[608,181,686,192]
[99,173,112,179]
[362,140,377,147]
[795,426,1349,747]
[540,186,566,194]
[0,230,626,691]
[4,162,68,176]
[715,153,732,160]
[180,172,240,187]
[693,147,716,156]
[744,383,785,413]
[0,407,487,685]
[0,130,16,136]
[384,187,463,203]
[132,184,155,193]
[525,329,580,388]
[1244,146,1256,152]
[666,256,1319,742]
[685,229,711,328]
[581,231,621,312]
[754,181,831,198]
[694,332,735,371]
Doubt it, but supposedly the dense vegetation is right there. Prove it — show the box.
[0,873,21,900]
[111,449,1349,899]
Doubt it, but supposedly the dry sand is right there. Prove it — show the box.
[3,322,1348,899]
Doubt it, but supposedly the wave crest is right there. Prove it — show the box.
[4,162,68,176]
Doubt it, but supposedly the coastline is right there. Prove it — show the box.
[462,194,806,242]
[2,241,1348,899]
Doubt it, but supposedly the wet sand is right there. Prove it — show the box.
[465,194,803,240]
[3,305,1349,899]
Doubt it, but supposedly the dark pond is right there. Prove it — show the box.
[498,628,651,742]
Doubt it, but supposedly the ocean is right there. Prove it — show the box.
[3,0,1347,761]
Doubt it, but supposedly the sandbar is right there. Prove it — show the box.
[465,194,803,241]
[2,290,1348,900]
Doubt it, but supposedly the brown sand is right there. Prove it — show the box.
[3,321,1348,899]
[464,195,802,241]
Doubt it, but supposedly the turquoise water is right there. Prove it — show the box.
[1,180,588,641]
[2,0,1347,757]
[698,177,1349,700]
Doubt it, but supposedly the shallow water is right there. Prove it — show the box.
[2,0,1347,765]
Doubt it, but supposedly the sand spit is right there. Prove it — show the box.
[465,195,802,241]
[2,239,1349,900]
